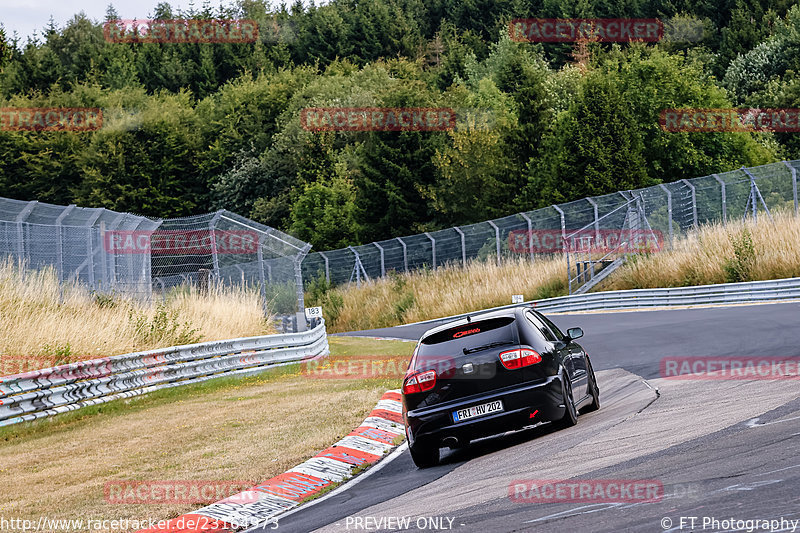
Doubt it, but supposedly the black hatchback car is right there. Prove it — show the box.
[402,306,599,467]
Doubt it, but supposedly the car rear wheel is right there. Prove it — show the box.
[557,375,578,428]
[580,357,600,414]
[409,443,440,468]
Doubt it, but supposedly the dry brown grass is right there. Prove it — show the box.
[605,211,800,290]
[0,337,411,532]
[0,260,272,368]
[314,213,800,333]
[316,257,567,333]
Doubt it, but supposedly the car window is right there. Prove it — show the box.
[538,313,566,341]
[416,317,517,367]
[526,312,558,342]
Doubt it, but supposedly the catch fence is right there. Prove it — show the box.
[302,160,799,292]
[0,201,311,331]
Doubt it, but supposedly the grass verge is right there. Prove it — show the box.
[0,259,273,369]
[0,336,412,532]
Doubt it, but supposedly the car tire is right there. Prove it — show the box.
[580,357,600,414]
[557,374,578,428]
[409,444,440,468]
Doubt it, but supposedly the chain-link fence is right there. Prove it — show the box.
[302,160,800,290]
[0,199,311,331]
[3,160,797,319]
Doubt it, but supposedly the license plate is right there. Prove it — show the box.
[452,400,503,422]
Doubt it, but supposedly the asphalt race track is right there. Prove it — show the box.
[253,302,800,533]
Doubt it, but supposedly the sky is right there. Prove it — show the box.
[2,0,204,42]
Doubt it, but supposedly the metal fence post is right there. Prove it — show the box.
[155,277,165,301]
[712,174,727,224]
[658,184,674,249]
[350,247,360,286]
[54,204,75,282]
[348,246,369,286]
[125,216,146,295]
[142,222,156,299]
[742,167,773,222]
[85,208,104,288]
[424,232,437,270]
[235,264,245,285]
[294,247,311,332]
[105,212,126,288]
[586,198,600,244]
[319,251,330,283]
[396,237,408,272]
[785,161,798,216]
[453,227,466,267]
[487,221,500,266]
[681,179,698,229]
[14,200,37,262]
[373,242,386,277]
[94,211,110,291]
[86,228,95,287]
[257,236,267,317]
[552,205,568,291]
[519,213,533,261]
[209,211,222,280]
[99,221,108,290]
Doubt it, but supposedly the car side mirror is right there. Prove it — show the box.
[566,327,584,341]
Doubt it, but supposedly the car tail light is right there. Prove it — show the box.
[499,348,541,370]
[402,369,437,395]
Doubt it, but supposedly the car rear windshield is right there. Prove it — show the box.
[416,317,517,364]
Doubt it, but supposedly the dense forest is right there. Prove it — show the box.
[1,0,799,249]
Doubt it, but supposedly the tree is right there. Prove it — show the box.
[524,72,653,207]
[289,175,362,248]
[604,45,777,181]
[74,90,204,217]
[0,27,11,73]
[424,80,519,225]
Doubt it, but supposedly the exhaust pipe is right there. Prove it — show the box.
[442,436,460,449]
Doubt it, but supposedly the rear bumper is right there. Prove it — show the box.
[404,375,565,449]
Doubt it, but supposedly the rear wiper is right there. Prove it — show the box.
[462,341,513,355]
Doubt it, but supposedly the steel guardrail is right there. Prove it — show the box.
[399,277,800,330]
[0,321,329,427]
